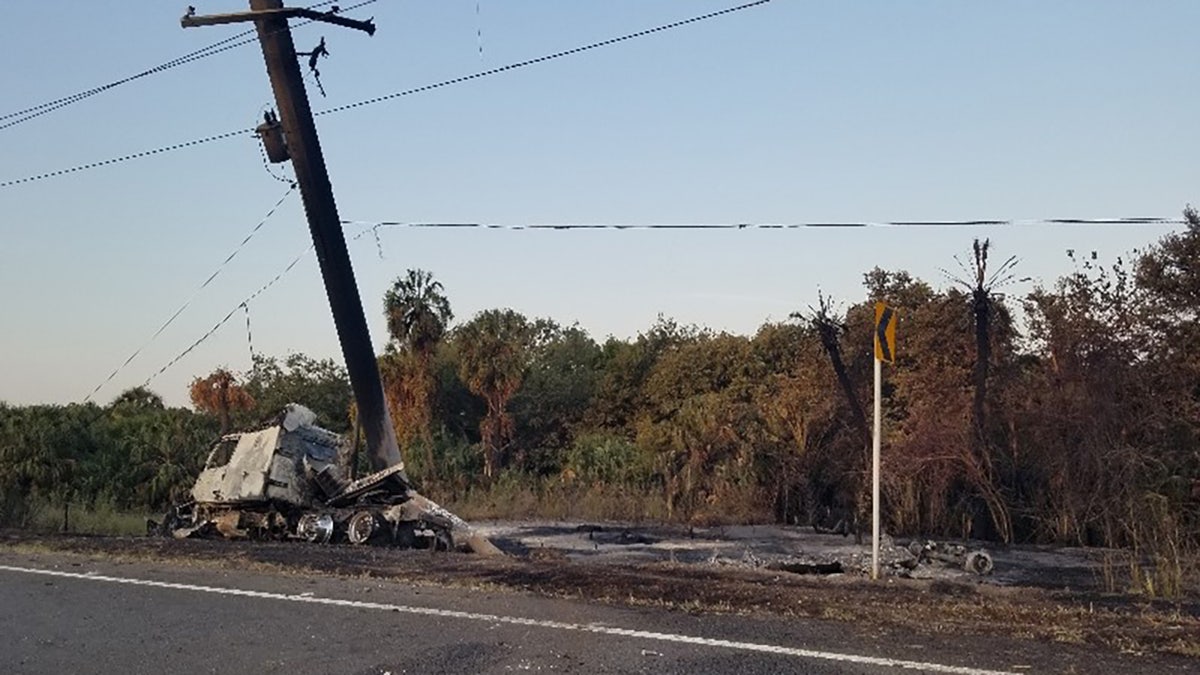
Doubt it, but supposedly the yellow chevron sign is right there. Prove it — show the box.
[874,302,896,363]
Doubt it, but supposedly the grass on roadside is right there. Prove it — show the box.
[439,474,772,525]
[26,502,150,537]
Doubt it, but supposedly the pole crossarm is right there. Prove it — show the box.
[182,7,376,35]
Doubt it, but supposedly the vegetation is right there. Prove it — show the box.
[2,209,1197,594]
[0,395,217,527]
[382,269,453,453]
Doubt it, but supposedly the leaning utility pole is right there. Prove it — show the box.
[183,2,402,471]
[183,3,502,557]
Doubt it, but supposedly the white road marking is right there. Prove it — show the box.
[0,563,1015,675]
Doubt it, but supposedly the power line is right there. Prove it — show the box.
[0,0,769,190]
[138,220,378,387]
[117,207,1186,394]
[0,128,255,189]
[85,184,298,402]
[141,242,314,388]
[0,35,257,132]
[340,216,1187,233]
[314,0,772,117]
[0,0,376,132]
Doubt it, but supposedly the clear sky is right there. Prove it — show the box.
[1,1,1196,407]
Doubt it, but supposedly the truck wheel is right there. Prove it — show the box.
[964,551,994,575]
[347,511,378,545]
[297,513,334,544]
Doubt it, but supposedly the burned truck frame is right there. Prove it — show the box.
[157,405,445,546]
[157,405,491,552]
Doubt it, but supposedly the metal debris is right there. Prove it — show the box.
[907,540,995,576]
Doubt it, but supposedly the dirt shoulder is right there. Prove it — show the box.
[3,529,1197,660]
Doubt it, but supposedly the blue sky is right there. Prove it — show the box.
[1,1,1196,407]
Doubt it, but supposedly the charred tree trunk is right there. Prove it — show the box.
[965,239,1011,542]
[814,318,870,445]
[971,287,990,460]
[812,314,870,543]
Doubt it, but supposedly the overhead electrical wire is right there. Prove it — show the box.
[340,216,1186,232]
[84,184,298,402]
[0,128,255,189]
[136,209,1179,392]
[0,0,769,190]
[313,0,772,117]
[0,34,257,131]
[140,242,314,389]
[0,0,376,132]
[137,215,377,388]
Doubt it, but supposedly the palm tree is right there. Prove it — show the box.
[944,239,1021,541]
[793,292,870,542]
[795,292,868,445]
[108,386,165,414]
[384,269,453,357]
[944,240,1020,456]
[382,270,453,468]
[454,309,534,478]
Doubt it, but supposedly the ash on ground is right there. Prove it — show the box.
[475,521,1111,590]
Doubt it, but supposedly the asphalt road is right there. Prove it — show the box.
[0,550,1191,674]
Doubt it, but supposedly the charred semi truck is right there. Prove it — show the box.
[155,405,495,552]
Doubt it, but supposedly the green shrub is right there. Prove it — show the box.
[564,433,654,487]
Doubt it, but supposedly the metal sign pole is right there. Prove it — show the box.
[872,355,881,580]
[871,301,894,581]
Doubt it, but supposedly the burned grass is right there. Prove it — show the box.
[3,531,1198,659]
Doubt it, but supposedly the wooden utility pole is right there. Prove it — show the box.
[184,3,403,471]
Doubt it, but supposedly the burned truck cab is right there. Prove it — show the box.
[191,405,340,509]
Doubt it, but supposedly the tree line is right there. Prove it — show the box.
[2,210,1197,558]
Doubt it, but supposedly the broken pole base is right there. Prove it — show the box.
[404,492,504,557]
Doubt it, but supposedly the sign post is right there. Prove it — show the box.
[872,302,896,580]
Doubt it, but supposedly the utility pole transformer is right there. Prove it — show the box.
[183,3,403,472]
